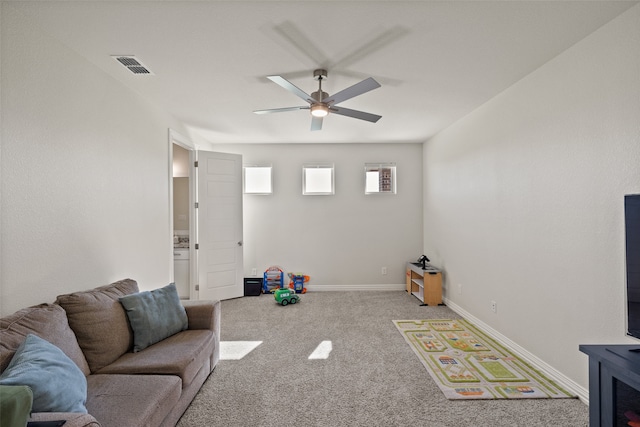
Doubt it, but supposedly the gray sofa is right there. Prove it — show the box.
[0,279,220,427]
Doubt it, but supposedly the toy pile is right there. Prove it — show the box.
[262,267,310,292]
[262,266,284,294]
[287,273,309,294]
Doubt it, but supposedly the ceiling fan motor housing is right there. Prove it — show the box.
[313,69,328,80]
[311,91,329,102]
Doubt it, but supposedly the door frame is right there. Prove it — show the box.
[168,129,197,299]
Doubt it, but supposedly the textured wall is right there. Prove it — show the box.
[423,4,640,390]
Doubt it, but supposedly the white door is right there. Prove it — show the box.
[196,151,243,301]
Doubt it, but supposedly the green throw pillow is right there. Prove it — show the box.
[119,283,188,352]
[0,385,33,427]
[0,334,87,413]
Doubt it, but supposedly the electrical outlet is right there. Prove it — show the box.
[251,268,257,276]
[458,283,462,294]
[381,267,387,275]
[491,300,497,313]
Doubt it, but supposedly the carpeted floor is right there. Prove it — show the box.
[177,291,588,427]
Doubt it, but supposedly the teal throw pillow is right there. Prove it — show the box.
[119,283,188,352]
[0,334,87,413]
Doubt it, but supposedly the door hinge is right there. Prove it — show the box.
[195,243,199,250]
[195,285,200,291]
[194,202,199,209]
[194,161,198,167]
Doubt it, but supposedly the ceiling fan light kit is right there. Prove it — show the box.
[254,69,381,131]
[310,104,329,117]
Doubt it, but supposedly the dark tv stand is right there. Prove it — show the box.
[580,344,640,426]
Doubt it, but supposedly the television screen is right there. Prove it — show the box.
[626,194,640,339]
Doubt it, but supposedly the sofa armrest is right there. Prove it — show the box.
[182,299,221,370]
[182,300,220,334]
[29,412,100,427]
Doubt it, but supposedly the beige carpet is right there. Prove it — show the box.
[178,291,588,427]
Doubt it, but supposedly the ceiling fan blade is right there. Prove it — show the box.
[310,116,323,131]
[254,106,309,114]
[331,106,381,123]
[323,77,381,106]
[330,69,403,87]
[273,21,330,68]
[254,107,309,114]
[332,26,409,70]
[267,76,314,104]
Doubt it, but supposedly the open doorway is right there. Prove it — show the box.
[168,130,244,301]
[169,130,195,300]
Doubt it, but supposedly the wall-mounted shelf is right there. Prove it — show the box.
[406,262,443,306]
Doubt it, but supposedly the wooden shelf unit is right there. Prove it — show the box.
[406,262,442,306]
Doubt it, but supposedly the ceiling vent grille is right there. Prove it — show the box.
[111,55,154,75]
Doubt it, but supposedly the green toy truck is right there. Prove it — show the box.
[274,288,300,306]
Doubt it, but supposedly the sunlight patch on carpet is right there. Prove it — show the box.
[308,340,332,359]
[220,341,262,360]
[393,319,576,400]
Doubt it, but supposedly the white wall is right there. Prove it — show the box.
[0,5,193,315]
[423,4,640,392]
[213,143,423,288]
[0,1,421,312]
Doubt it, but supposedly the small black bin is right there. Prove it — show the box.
[244,278,263,296]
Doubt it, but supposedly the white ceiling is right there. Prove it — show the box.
[8,1,637,144]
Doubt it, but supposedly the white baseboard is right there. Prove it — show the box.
[443,297,589,405]
[307,284,406,292]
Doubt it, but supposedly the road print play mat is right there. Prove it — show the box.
[393,319,576,400]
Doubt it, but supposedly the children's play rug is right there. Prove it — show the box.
[393,319,576,400]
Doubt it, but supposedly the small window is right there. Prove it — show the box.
[243,165,272,194]
[303,164,334,195]
[365,163,396,194]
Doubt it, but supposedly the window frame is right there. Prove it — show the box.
[243,164,273,195]
[364,163,397,195]
[302,163,335,195]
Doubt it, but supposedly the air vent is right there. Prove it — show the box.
[111,55,154,75]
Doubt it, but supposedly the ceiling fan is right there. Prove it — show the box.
[254,69,382,131]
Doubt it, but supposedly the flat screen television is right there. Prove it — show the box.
[626,194,640,339]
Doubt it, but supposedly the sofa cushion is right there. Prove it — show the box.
[119,283,188,352]
[0,334,87,413]
[96,329,214,388]
[86,374,180,427]
[29,412,100,427]
[0,303,90,376]
[55,279,139,373]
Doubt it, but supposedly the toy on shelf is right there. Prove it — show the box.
[263,266,284,294]
[274,288,300,306]
[287,273,309,294]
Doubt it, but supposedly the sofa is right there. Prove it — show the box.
[0,279,220,427]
